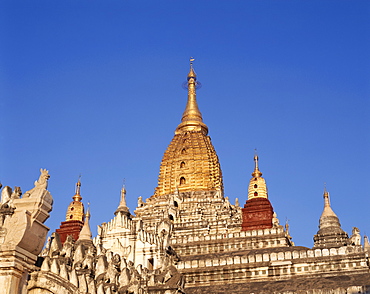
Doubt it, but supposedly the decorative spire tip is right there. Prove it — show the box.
[73,175,82,201]
[323,186,330,207]
[251,151,262,178]
[86,202,91,218]
[188,57,196,79]
[190,57,195,66]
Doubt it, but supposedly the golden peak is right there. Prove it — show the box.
[65,200,84,221]
[176,58,208,135]
[248,153,268,199]
[73,175,82,202]
[251,154,262,178]
[65,177,85,221]
[188,57,196,79]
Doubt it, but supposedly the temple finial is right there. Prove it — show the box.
[251,150,262,178]
[86,202,90,218]
[73,175,82,202]
[188,57,196,79]
[176,58,208,135]
[248,152,267,199]
[115,180,130,216]
[121,178,126,196]
[323,184,331,208]
[65,177,84,222]
[321,186,336,217]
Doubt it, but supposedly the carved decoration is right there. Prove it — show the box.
[29,232,185,294]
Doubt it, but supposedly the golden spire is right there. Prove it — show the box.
[175,57,208,135]
[73,175,82,201]
[153,60,223,197]
[65,176,85,222]
[248,153,268,200]
[251,151,262,178]
[188,57,196,78]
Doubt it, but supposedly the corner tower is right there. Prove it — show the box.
[56,178,85,244]
[154,59,223,196]
[241,155,274,231]
[313,188,348,248]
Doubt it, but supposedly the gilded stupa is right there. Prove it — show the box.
[242,154,274,231]
[56,177,85,243]
[65,177,84,222]
[154,58,223,197]
[247,153,268,200]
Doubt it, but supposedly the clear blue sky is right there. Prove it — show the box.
[1,1,369,247]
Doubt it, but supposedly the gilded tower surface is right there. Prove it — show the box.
[65,177,84,222]
[154,59,223,197]
[247,154,268,200]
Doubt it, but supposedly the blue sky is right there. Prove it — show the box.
[1,1,369,247]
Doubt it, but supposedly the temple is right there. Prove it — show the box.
[1,61,369,294]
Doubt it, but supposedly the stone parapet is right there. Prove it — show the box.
[172,225,286,244]
[175,245,370,292]
[175,245,369,287]
[172,225,291,258]
[184,274,370,294]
